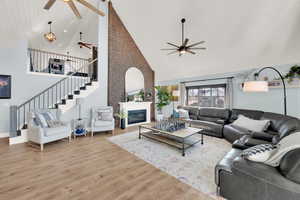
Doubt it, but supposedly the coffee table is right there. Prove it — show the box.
[139,125,203,156]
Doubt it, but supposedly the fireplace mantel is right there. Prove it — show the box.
[119,102,152,127]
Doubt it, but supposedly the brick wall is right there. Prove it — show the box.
[108,2,155,125]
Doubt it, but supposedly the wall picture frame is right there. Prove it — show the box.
[0,75,11,99]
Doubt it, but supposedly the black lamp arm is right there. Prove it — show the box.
[255,67,287,115]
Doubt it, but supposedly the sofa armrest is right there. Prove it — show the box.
[252,131,274,142]
[232,157,300,194]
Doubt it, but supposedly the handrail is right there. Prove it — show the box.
[28,48,89,61]
[18,58,97,109]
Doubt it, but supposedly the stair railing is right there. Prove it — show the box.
[10,58,97,137]
[28,48,89,74]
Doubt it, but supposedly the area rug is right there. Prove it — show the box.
[108,131,231,199]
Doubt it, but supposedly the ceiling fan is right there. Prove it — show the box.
[43,0,105,19]
[161,18,206,56]
[78,32,93,49]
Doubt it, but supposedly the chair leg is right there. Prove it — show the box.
[69,136,71,143]
[112,129,114,135]
[91,131,94,137]
[40,144,44,152]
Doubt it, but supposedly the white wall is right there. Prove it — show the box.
[0,40,63,133]
[157,63,300,119]
[0,1,109,135]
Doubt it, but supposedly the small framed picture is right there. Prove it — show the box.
[0,75,11,99]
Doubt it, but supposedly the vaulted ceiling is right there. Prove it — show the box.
[111,0,300,82]
[0,0,99,58]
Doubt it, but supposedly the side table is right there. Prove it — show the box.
[72,118,88,139]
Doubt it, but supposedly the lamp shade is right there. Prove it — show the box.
[172,90,180,97]
[243,81,269,92]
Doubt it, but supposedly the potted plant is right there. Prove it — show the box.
[285,65,300,83]
[155,86,171,121]
[115,111,127,129]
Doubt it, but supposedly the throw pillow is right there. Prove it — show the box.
[35,113,49,128]
[47,120,65,128]
[241,144,278,163]
[232,115,270,132]
[100,112,113,121]
[96,109,113,121]
[178,109,190,119]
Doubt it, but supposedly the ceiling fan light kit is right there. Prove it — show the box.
[43,0,105,19]
[161,18,206,56]
[44,21,56,42]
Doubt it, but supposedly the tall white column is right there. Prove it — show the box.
[98,1,109,106]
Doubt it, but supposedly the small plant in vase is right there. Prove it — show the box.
[115,111,127,129]
[155,86,171,121]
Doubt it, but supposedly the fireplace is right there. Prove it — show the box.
[119,102,152,127]
[128,109,147,125]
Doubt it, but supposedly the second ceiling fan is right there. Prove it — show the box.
[43,0,105,19]
[161,18,206,56]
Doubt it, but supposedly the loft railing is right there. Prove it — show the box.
[28,48,89,74]
[10,58,98,137]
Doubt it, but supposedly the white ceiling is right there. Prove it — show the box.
[111,0,300,82]
[0,0,99,58]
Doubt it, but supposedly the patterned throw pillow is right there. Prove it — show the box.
[47,120,65,128]
[241,144,278,163]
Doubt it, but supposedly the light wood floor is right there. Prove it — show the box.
[0,126,215,200]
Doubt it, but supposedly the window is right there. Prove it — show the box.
[186,84,226,108]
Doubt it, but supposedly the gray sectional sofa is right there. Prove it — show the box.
[179,106,300,200]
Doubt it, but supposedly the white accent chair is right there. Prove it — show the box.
[27,109,71,151]
[91,106,115,136]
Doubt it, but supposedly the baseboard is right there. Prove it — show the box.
[0,132,9,138]
[9,130,28,145]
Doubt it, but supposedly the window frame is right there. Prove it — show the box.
[186,84,227,108]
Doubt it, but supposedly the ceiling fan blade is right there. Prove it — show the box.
[186,50,196,55]
[187,41,205,48]
[75,0,105,16]
[167,42,180,48]
[189,47,207,50]
[167,50,179,55]
[67,0,82,19]
[44,0,56,10]
[161,48,178,51]
[183,38,189,47]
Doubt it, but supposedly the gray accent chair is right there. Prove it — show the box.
[27,109,71,151]
[91,106,115,136]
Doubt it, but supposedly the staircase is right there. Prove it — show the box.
[9,58,98,138]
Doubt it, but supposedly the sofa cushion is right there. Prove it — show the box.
[279,149,300,184]
[261,112,297,132]
[229,109,264,123]
[278,119,300,139]
[179,106,200,116]
[197,116,225,124]
[198,108,230,120]
[44,126,69,137]
[190,120,224,138]
[223,124,252,143]
[94,120,114,127]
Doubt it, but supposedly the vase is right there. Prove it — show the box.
[120,118,126,129]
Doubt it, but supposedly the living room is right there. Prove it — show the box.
[1,0,300,200]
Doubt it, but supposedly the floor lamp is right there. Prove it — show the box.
[172,90,180,117]
[243,67,287,115]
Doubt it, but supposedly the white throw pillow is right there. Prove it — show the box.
[178,109,190,119]
[232,115,270,132]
